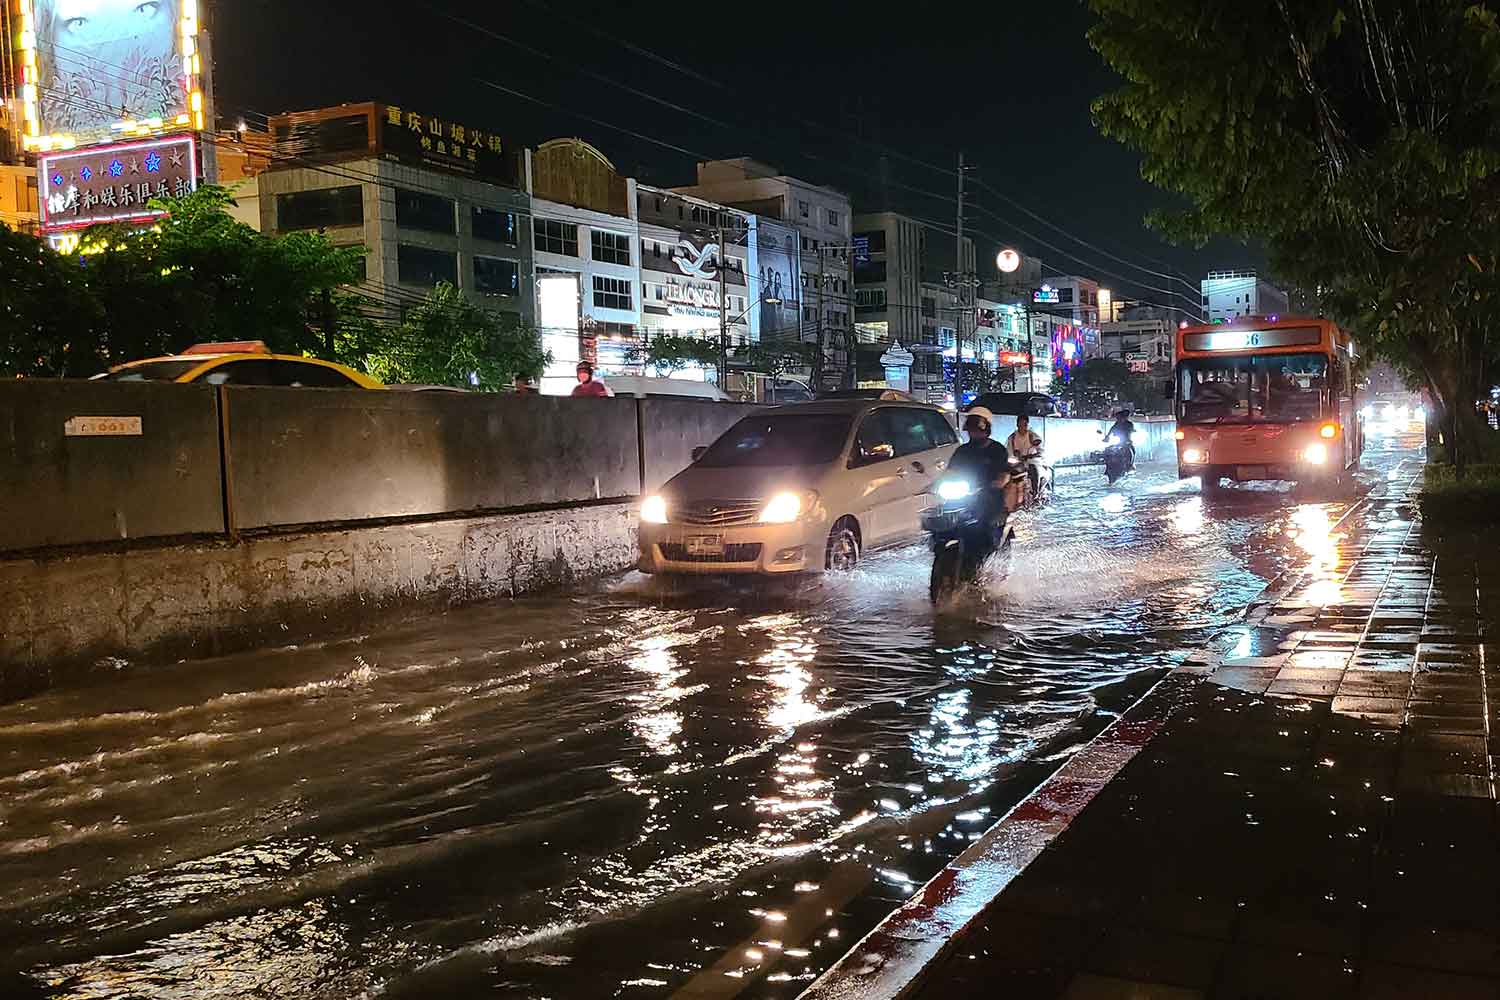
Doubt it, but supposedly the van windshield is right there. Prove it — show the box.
[697,414,853,467]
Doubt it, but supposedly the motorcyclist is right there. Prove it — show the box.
[1006,415,1045,499]
[950,406,1016,519]
[1105,408,1137,470]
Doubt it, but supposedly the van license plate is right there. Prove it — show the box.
[686,535,724,556]
[1236,466,1267,480]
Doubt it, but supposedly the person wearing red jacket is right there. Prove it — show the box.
[571,361,610,397]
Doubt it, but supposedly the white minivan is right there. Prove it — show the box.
[638,399,960,576]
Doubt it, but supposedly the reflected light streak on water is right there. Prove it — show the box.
[0,452,1415,999]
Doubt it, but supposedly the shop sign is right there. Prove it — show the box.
[38,134,197,233]
[379,104,517,184]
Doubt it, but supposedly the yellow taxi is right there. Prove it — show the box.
[94,341,382,388]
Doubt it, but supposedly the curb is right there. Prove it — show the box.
[799,486,1378,1000]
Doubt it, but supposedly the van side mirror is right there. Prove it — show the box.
[860,442,896,462]
[691,446,708,462]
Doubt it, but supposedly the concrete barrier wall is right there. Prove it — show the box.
[0,381,226,551]
[983,415,1176,467]
[0,501,639,698]
[640,400,759,493]
[225,390,642,530]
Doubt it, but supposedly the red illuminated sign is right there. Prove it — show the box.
[998,351,1032,366]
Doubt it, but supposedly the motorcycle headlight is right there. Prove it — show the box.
[937,479,972,501]
[1303,443,1328,465]
[641,495,669,524]
[1106,434,1123,446]
[760,490,815,524]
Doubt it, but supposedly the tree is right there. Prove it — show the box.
[738,339,816,388]
[0,224,101,377]
[1050,359,1150,418]
[627,334,720,377]
[1088,0,1500,472]
[365,282,547,390]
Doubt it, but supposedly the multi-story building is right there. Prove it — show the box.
[527,138,640,389]
[633,184,755,381]
[675,158,853,388]
[260,102,532,328]
[0,163,37,232]
[1029,274,1103,360]
[1201,269,1290,323]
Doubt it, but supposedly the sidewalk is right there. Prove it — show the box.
[807,475,1500,999]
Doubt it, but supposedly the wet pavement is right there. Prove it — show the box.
[0,437,1423,999]
[898,447,1500,998]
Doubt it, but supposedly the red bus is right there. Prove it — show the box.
[1173,316,1362,493]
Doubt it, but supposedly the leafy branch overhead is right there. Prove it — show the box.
[1088,0,1500,470]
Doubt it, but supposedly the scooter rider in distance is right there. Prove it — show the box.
[1006,414,1045,502]
[1106,408,1137,471]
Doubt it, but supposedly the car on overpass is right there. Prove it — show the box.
[94,341,382,388]
[637,397,959,577]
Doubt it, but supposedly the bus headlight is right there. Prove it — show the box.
[1303,443,1328,465]
[641,495,669,524]
[1182,447,1206,464]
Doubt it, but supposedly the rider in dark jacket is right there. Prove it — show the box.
[1106,409,1137,469]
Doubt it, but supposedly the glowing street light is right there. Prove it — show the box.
[996,248,1021,273]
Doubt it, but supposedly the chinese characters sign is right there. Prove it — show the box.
[38,134,198,233]
[378,105,518,186]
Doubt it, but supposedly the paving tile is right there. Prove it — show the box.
[1212,947,1356,1000]
[1267,677,1341,699]
[1358,963,1497,999]
[1062,972,1204,1000]
[1082,927,1224,991]
[1330,695,1407,723]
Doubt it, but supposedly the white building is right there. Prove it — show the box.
[675,158,853,388]
[1201,269,1290,324]
[527,139,641,392]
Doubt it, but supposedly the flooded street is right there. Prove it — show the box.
[0,437,1422,999]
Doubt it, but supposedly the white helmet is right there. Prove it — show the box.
[963,406,996,434]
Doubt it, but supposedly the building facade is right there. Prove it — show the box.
[260,103,532,330]
[675,158,853,388]
[1201,269,1290,323]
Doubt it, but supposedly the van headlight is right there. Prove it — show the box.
[760,490,816,524]
[1303,443,1328,465]
[937,479,972,501]
[641,495,669,524]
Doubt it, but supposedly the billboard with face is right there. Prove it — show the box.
[19,0,204,150]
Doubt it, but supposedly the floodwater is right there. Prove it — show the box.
[0,435,1422,999]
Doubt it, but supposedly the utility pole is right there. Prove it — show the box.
[955,151,968,406]
[717,227,728,388]
[815,247,825,390]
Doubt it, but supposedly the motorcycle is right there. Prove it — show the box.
[924,463,1023,604]
[1101,432,1134,485]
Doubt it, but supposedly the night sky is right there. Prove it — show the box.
[212,0,1254,310]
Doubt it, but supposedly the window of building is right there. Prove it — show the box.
[533,218,579,256]
[803,306,816,323]
[827,209,841,227]
[855,288,887,309]
[591,230,632,265]
[397,244,458,287]
[798,200,810,218]
[474,256,519,296]
[1059,287,1075,304]
[395,188,456,235]
[855,230,887,253]
[472,206,518,245]
[275,185,362,231]
[593,275,632,311]
[921,296,936,318]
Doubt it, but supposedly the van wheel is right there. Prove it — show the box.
[825,519,861,572]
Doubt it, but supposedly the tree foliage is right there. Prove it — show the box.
[366,282,547,390]
[739,339,816,382]
[1089,0,1500,471]
[1050,359,1151,418]
[628,334,720,377]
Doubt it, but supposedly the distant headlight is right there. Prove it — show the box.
[760,491,814,524]
[641,495,668,524]
[1182,447,1206,464]
[1303,443,1328,465]
[937,479,972,501]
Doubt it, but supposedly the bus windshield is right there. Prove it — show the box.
[1178,353,1330,425]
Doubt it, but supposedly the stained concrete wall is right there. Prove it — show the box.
[985,415,1177,466]
[0,381,226,551]
[225,389,641,530]
[0,501,638,698]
